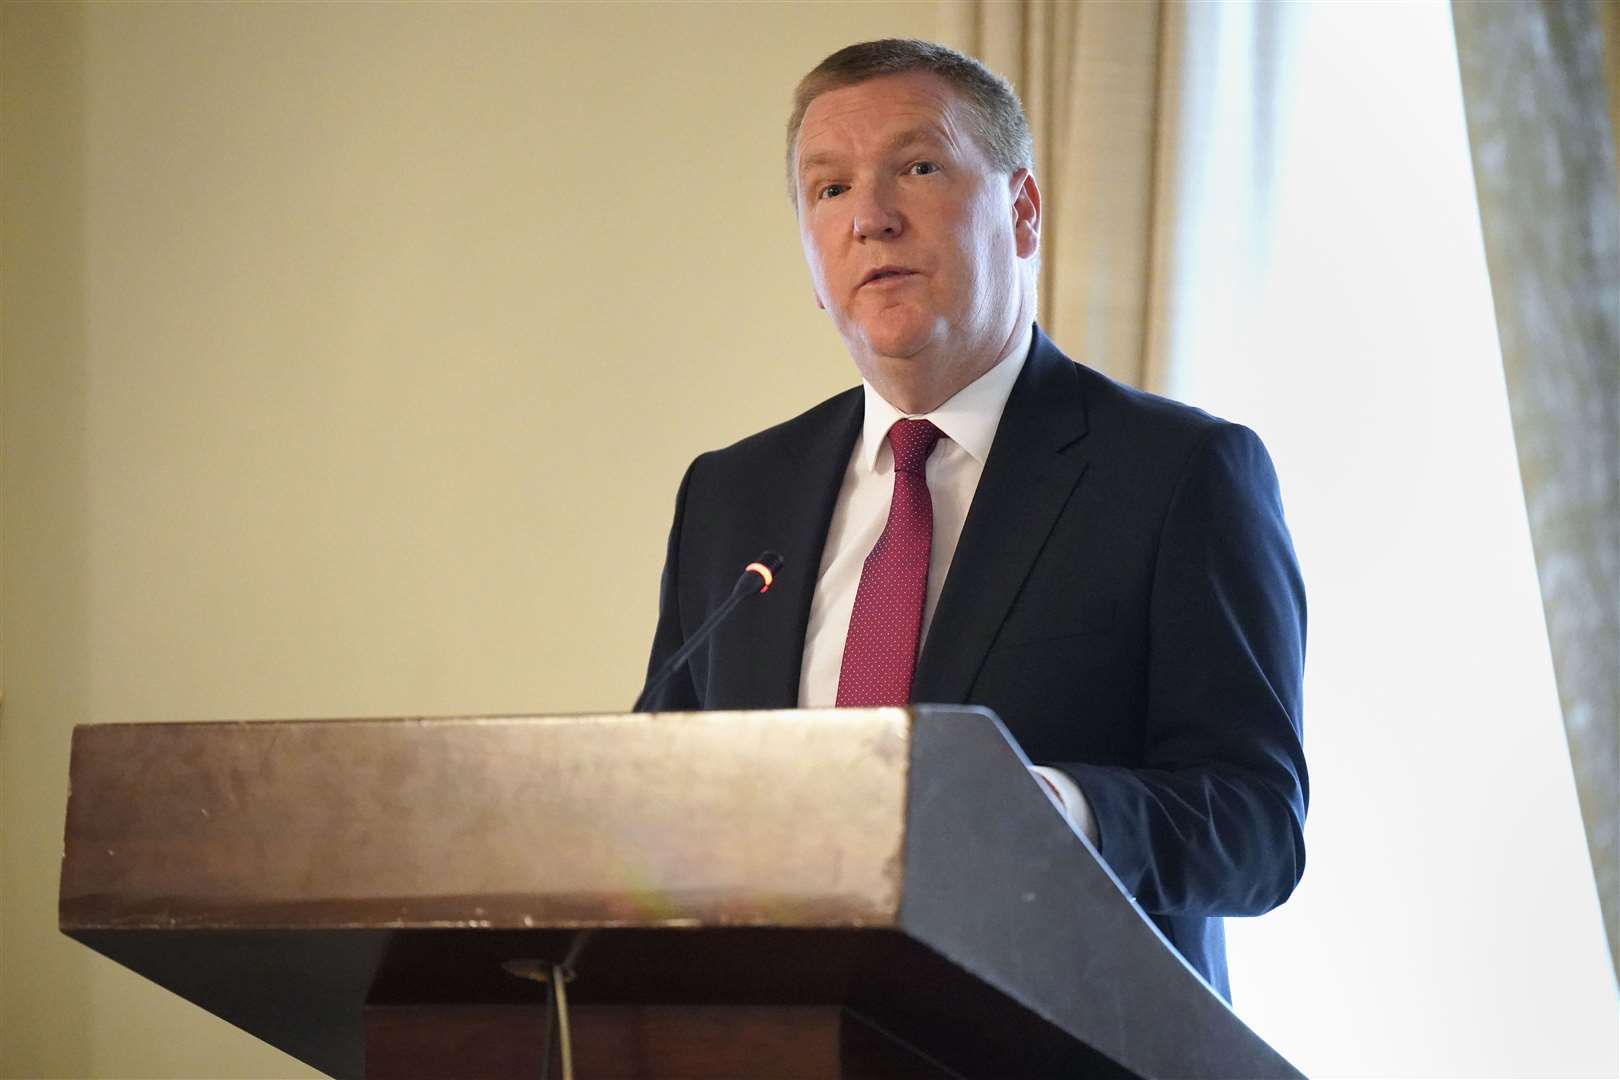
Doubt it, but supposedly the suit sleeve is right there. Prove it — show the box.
[639,458,703,712]
[1060,422,1308,917]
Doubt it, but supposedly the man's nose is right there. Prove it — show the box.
[851,181,903,240]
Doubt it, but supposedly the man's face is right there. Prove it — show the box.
[793,71,1038,408]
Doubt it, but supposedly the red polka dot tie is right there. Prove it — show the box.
[836,419,944,707]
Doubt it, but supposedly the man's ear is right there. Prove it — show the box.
[1010,168,1041,259]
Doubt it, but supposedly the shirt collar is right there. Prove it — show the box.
[858,322,1033,472]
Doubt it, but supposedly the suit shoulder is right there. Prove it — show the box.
[1072,360,1234,442]
[689,385,861,475]
[1047,355,1285,498]
[1067,364,1286,517]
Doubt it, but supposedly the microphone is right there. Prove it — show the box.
[633,550,784,713]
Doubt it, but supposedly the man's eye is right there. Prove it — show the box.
[908,161,940,176]
[818,184,848,200]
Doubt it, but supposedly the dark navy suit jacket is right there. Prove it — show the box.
[641,326,1308,999]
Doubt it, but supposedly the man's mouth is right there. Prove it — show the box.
[860,266,917,287]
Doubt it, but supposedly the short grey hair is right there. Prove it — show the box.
[785,38,1034,201]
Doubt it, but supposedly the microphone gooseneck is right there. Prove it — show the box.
[633,550,784,713]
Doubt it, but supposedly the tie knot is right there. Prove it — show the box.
[888,419,943,475]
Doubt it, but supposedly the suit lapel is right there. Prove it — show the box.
[912,329,1090,703]
[738,390,863,707]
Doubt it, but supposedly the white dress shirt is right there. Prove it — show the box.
[796,325,1099,846]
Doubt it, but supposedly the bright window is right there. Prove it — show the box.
[1157,2,1619,1074]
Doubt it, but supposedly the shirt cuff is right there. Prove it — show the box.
[1030,765,1100,847]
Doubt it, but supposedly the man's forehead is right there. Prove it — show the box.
[795,73,967,169]
[798,124,953,170]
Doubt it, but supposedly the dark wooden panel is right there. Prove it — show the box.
[365,1004,961,1080]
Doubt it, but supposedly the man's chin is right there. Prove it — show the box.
[852,319,938,362]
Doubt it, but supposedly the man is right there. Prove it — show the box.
[640,39,1307,1001]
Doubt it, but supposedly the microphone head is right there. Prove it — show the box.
[743,550,785,593]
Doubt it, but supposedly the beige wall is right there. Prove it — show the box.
[0,3,941,1076]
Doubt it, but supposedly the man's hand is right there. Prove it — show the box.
[1030,765,1100,847]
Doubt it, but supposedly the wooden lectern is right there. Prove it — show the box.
[59,706,1300,1078]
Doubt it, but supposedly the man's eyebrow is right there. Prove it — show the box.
[797,127,949,178]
